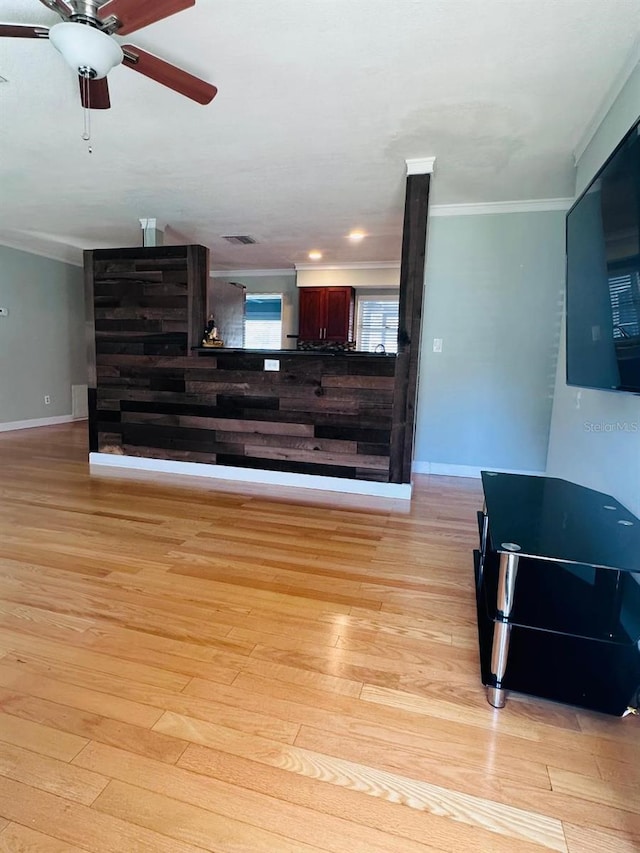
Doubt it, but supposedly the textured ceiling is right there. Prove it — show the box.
[0,0,638,268]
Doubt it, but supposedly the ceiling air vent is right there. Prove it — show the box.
[222,235,257,245]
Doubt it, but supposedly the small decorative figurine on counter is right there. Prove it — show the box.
[202,314,224,348]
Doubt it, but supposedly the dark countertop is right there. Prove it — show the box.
[191,347,397,358]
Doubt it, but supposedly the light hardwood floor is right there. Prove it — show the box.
[0,422,637,853]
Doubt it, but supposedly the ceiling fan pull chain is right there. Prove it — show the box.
[82,107,91,142]
[81,76,93,151]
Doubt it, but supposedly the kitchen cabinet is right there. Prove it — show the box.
[298,286,354,342]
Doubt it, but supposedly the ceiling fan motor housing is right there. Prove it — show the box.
[49,21,123,78]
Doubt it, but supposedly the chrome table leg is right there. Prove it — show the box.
[487,550,520,709]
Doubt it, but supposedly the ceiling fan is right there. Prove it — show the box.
[0,0,217,109]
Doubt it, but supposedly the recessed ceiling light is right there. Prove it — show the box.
[308,251,322,261]
[348,230,365,241]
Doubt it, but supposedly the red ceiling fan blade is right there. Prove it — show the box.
[122,45,217,105]
[0,23,49,38]
[78,76,111,110]
[98,0,195,36]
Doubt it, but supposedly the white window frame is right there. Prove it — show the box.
[355,291,400,353]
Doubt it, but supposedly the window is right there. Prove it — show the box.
[244,294,283,349]
[356,294,399,353]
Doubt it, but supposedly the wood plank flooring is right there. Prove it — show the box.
[0,422,637,852]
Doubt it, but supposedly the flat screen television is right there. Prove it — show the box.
[566,118,640,393]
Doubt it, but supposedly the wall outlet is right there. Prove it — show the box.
[44,395,51,405]
[264,359,280,371]
[433,338,443,353]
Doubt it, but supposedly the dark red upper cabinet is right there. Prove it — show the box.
[298,287,325,340]
[298,286,354,343]
[324,287,354,342]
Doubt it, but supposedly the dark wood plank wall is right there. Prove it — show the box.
[99,353,395,482]
[390,172,431,484]
[85,245,207,455]
[86,246,396,483]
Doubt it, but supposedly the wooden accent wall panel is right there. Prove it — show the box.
[86,246,395,482]
[85,245,208,455]
[93,350,395,482]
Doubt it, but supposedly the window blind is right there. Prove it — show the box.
[356,297,399,353]
[244,294,283,349]
[244,320,282,348]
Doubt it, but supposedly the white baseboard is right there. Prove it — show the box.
[90,452,413,500]
[412,461,545,479]
[412,462,482,478]
[0,414,79,433]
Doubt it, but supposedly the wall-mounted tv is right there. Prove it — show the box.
[566,118,640,393]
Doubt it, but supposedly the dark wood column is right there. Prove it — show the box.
[84,244,208,456]
[84,249,98,454]
[390,171,431,484]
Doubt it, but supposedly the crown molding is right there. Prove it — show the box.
[573,38,640,166]
[210,268,296,278]
[429,198,573,217]
[0,236,83,267]
[406,157,436,175]
[295,261,400,272]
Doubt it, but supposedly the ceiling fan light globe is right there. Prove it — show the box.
[49,22,123,79]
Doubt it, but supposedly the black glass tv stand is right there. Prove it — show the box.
[475,472,640,716]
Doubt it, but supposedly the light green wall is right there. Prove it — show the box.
[0,245,86,424]
[547,63,640,516]
[414,210,565,473]
[213,273,299,348]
